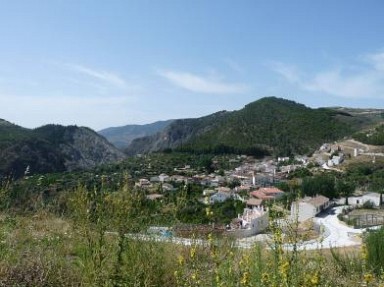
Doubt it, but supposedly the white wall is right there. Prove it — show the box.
[291,202,316,222]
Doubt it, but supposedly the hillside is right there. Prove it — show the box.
[353,124,384,146]
[126,97,383,156]
[98,120,174,149]
[0,122,126,178]
[125,111,231,155]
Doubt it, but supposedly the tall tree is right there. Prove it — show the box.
[335,178,355,205]
[370,174,384,208]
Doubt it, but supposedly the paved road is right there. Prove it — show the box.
[124,206,380,250]
[235,206,364,250]
[300,206,363,250]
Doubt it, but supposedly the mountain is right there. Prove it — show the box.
[0,122,126,178]
[98,120,174,149]
[125,111,231,155]
[125,97,384,156]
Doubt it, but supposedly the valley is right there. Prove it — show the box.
[1,97,384,286]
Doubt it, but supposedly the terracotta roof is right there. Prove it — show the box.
[250,187,283,200]
[250,190,274,200]
[246,198,263,206]
[258,187,284,195]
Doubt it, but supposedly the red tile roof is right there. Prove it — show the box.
[250,187,284,200]
[246,198,263,206]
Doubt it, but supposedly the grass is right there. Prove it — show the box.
[1,182,384,286]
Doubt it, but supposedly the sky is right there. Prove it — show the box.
[1,0,384,131]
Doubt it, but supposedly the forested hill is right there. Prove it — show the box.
[125,110,231,155]
[0,122,126,178]
[98,119,174,149]
[126,97,380,156]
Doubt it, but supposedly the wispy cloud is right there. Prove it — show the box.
[270,51,384,99]
[364,51,384,72]
[158,69,249,94]
[268,61,302,84]
[66,63,127,88]
[224,58,245,74]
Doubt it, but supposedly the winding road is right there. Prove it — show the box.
[223,206,369,250]
[124,206,379,251]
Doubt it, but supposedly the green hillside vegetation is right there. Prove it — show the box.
[127,97,375,157]
[126,111,230,155]
[1,169,384,286]
[353,124,384,145]
[98,119,174,149]
[0,123,125,179]
[184,97,353,156]
[0,119,32,145]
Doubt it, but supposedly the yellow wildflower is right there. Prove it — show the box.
[364,272,373,284]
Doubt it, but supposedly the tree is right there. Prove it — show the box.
[335,178,355,205]
[370,175,384,208]
[302,174,337,199]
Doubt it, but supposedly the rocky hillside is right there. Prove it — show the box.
[98,120,174,149]
[0,121,126,178]
[125,97,384,157]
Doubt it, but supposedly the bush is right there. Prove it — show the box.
[365,227,384,274]
[362,200,375,210]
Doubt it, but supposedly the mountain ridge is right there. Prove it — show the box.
[0,123,126,178]
[98,119,174,149]
[125,97,384,156]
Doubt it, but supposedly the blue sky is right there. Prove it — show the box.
[1,0,384,130]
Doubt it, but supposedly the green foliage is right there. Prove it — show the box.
[211,199,245,224]
[353,124,384,145]
[365,227,384,274]
[0,123,125,179]
[287,167,312,179]
[2,176,384,286]
[344,160,384,192]
[362,200,375,209]
[127,97,369,157]
[302,173,337,199]
[335,178,356,205]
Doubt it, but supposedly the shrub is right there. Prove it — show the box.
[365,227,384,274]
[362,200,375,210]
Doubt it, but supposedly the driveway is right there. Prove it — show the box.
[303,206,363,250]
[238,206,366,250]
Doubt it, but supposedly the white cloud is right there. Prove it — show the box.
[65,63,127,88]
[364,51,384,72]
[303,70,381,99]
[270,51,384,99]
[158,69,248,94]
[268,61,302,84]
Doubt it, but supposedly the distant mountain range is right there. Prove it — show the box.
[98,120,174,149]
[122,97,384,156]
[0,120,125,178]
[2,97,383,178]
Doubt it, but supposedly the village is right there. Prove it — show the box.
[131,141,384,247]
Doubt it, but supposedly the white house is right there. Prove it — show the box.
[246,198,263,209]
[159,174,170,182]
[363,192,382,207]
[136,178,151,188]
[209,191,231,204]
[227,207,269,237]
[150,176,160,183]
[291,195,331,222]
[162,183,176,192]
[338,192,382,207]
